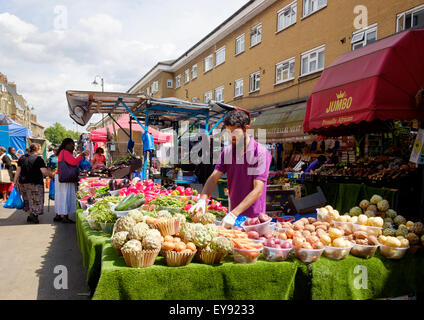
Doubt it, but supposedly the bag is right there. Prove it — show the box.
[58,151,79,183]
[3,187,24,209]
[0,169,11,183]
[79,158,92,171]
[49,178,55,200]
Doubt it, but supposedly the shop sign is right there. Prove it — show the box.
[410,128,424,164]
[325,91,353,114]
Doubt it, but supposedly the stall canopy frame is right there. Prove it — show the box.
[66,91,249,179]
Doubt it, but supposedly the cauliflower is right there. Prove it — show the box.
[114,216,137,233]
[127,210,145,223]
[111,231,129,254]
[128,222,150,241]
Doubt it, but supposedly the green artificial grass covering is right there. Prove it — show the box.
[310,253,424,300]
[92,243,299,300]
[76,210,111,292]
[75,209,424,300]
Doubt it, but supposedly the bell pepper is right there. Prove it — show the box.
[176,186,185,194]
[184,188,193,196]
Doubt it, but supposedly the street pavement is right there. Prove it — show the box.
[0,193,90,300]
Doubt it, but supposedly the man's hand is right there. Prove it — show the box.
[222,212,237,229]
[188,199,206,215]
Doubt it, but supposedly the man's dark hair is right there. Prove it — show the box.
[317,155,327,164]
[223,110,250,129]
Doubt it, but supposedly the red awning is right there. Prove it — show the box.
[304,29,424,136]
[89,114,172,144]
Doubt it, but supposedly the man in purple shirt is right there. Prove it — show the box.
[189,110,272,229]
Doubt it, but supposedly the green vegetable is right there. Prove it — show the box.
[115,194,136,211]
[149,196,184,208]
[116,194,144,211]
[127,197,146,210]
[87,208,117,223]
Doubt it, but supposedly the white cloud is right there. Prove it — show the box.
[0,1,249,130]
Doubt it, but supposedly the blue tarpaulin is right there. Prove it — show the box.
[0,114,32,156]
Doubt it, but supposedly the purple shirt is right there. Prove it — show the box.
[215,137,272,218]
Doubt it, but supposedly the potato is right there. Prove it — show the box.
[316,229,326,238]
[173,237,182,243]
[309,236,320,244]
[357,215,368,225]
[308,217,317,224]
[162,241,175,251]
[320,235,332,246]
[355,239,368,245]
[354,231,368,240]
[400,238,409,248]
[385,237,401,248]
[350,216,358,224]
[293,223,304,231]
[293,231,303,238]
[372,217,384,228]
[332,238,351,248]
[329,227,344,240]
[278,232,288,240]
[347,234,354,241]
[286,229,294,238]
[313,241,324,249]
[301,242,313,249]
[164,235,174,242]
[302,230,311,238]
[299,218,309,225]
[368,236,379,246]
[304,224,315,233]
[378,235,387,245]
[181,249,194,254]
[175,242,187,252]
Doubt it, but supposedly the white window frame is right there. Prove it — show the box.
[184,69,190,84]
[175,75,181,88]
[250,23,262,48]
[151,81,159,93]
[351,24,378,50]
[396,4,424,32]
[249,72,260,93]
[300,45,325,77]
[302,0,327,18]
[275,57,295,85]
[214,86,224,103]
[277,1,297,33]
[146,87,150,96]
[235,34,245,55]
[234,78,244,98]
[204,54,213,73]
[204,91,213,103]
[192,64,198,79]
[215,46,226,67]
[167,80,173,88]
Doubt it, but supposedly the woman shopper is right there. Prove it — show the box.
[13,143,53,224]
[0,146,14,202]
[54,138,87,224]
[91,147,106,170]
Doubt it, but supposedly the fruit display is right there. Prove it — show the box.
[349,231,379,259]
[378,235,410,260]
[241,214,272,236]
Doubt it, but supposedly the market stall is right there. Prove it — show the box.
[301,29,424,219]
[0,113,33,157]
[74,176,424,300]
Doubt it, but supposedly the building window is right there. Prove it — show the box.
[146,87,150,96]
[192,64,198,79]
[301,45,325,76]
[215,86,224,102]
[235,34,245,55]
[277,1,297,32]
[151,81,159,93]
[175,75,181,88]
[167,80,173,88]
[351,24,377,50]
[249,72,260,93]
[303,0,327,17]
[184,69,190,84]
[397,4,424,32]
[215,46,226,66]
[204,91,212,103]
[276,58,295,84]
[192,97,198,103]
[204,55,213,73]
[234,79,244,97]
[250,23,262,47]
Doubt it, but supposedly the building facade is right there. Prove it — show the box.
[0,73,45,138]
[128,0,424,118]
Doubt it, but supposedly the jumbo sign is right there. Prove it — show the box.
[326,91,353,113]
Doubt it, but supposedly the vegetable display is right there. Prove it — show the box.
[115,194,146,211]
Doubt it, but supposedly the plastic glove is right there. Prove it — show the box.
[222,212,237,229]
[188,199,206,215]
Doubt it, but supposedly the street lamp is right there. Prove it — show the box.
[92,75,105,127]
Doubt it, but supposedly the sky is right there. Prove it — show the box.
[0,0,249,131]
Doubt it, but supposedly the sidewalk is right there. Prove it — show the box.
[0,193,90,300]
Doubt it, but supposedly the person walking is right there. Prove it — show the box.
[13,143,53,224]
[54,138,87,224]
[47,147,58,171]
[0,146,14,202]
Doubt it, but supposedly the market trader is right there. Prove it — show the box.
[189,110,272,229]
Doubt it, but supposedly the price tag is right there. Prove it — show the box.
[410,129,424,164]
